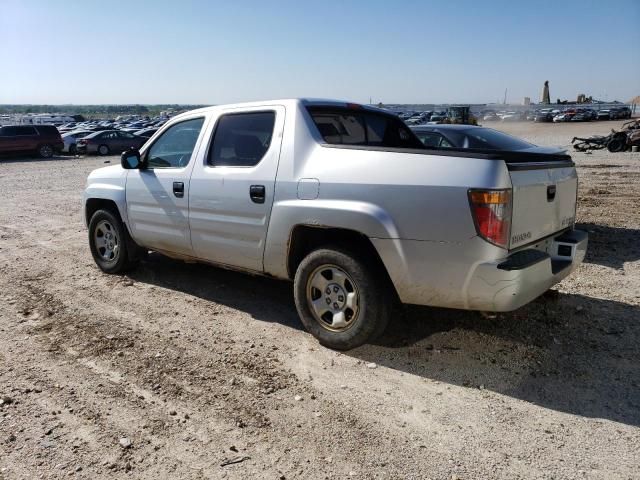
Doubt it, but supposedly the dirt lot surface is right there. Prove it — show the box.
[1,120,638,479]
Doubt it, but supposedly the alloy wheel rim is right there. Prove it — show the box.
[306,264,359,332]
[94,220,119,262]
[40,145,52,157]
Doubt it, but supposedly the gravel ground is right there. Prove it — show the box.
[0,120,638,479]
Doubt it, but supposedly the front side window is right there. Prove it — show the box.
[146,117,205,168]
[208,111,275,167]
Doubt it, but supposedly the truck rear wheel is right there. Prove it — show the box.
[88,209,138,274]
[294,247,390,350]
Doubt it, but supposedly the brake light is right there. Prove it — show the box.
[468,189,512,248]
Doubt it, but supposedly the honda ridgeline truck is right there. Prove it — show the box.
[83,99,587,350]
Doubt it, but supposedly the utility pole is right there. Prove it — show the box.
[503,89,508,105]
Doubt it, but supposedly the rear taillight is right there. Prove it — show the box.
[468,189,512,249]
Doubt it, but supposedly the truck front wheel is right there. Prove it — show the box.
[88,209,139,274]
[294,248,390,350]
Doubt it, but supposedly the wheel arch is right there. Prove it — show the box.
[84,197,126,227]
[285,224,400,304]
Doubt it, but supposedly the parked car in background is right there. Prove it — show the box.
[133,128,159,139]
[427,114,445,124]
[0,125,63,158]
[553,113,572,122]
[410,124,564,154]
[61,130,94,154]
[609,107,631,120]
[597,110,611,120]
[483,112,499,121]
[500,111,523,122]
[534,111,553,122]
[58,122,78,132]
[618,106,632,119]
[76,130,147,155]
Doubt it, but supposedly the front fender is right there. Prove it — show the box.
[263,199,401,278]
[82,183,128,227]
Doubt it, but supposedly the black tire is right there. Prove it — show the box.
[97,144,110,156]
[88,209,138,274]
[607,134,627,153]
[69,144,77,155]
[294,247,391,350]
[38,144,54,158]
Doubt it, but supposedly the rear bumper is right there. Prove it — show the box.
[76,144,97,154]
[466,229,588,311]
[372,229,587,312]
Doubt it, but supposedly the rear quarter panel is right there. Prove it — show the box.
[264,134,512,279]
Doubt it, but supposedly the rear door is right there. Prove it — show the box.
[125,116,208,256]
[188,106,285,272]
[3,126,38,151]
[509,163,577,249]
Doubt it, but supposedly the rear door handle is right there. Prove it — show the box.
[173,181,184,198]
[250,185,265,204]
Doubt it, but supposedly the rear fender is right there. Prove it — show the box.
[263,199,401,278]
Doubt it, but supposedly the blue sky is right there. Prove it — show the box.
[1,0,638,105]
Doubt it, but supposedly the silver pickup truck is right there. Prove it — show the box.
[83,99,587,350]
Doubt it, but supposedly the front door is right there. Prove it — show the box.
[125,116,207,256]
[189,106,285,272]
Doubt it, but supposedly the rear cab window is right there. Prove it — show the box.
[308,107,424,149]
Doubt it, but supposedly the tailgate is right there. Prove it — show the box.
[509,164,577,249]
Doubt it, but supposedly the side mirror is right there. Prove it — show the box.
[121,148,142,169]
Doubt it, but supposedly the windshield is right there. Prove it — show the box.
[444,127,534,150]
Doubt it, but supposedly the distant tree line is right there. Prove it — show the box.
[0,104,208,118]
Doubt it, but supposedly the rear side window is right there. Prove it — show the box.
[311,112,366,145]
[208,111,275,167]
[308,108,424,149]
[146,117,205,168]
[36,126,58,135]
